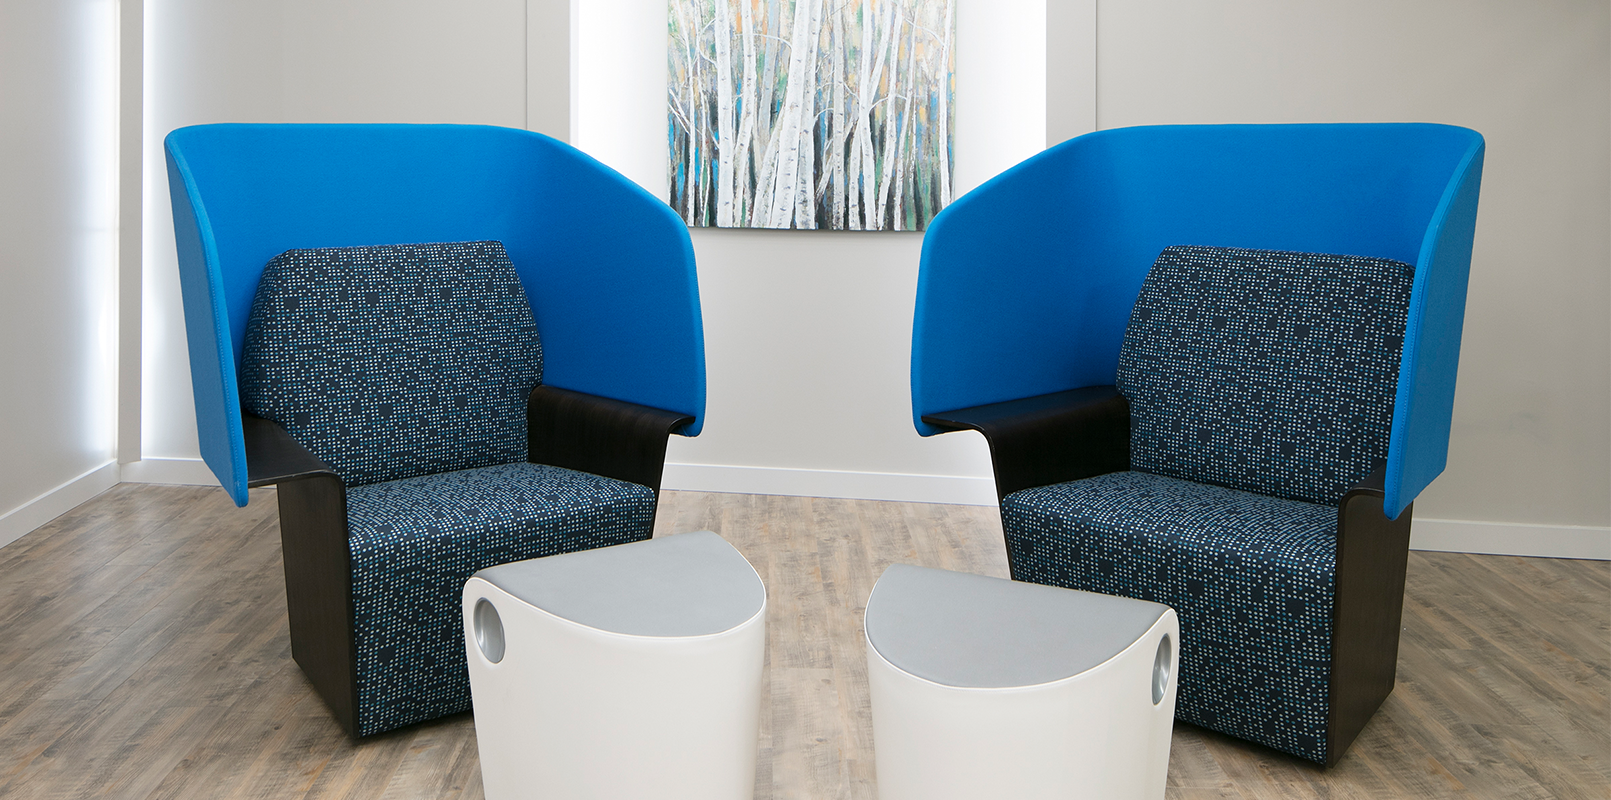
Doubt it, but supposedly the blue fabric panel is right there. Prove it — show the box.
[912,123,1484,467]
[1385,147,1485,518]
[165,146,249,505]
[240,241,541,488]
[164,124,706,505]
[1001,470,1337,764]
[345,461,656,736]
[1118,246,1413,507]
[911,147,1091,427]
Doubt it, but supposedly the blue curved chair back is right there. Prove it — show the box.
[165,124,706,506]
[911,123,1484,517]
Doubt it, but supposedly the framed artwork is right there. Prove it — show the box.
[668,0,956,230]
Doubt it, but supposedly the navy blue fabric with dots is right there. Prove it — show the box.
[1000,245,1413,764]
[1118,245,1412,507]
[240,241,659,736]
[1004,471,1336,761]
[346,462,654,736]
[241,240,543,488]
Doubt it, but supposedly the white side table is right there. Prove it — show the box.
[464,530,766,800]
[866,564,1178,800]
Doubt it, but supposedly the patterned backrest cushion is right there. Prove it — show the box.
[1116,245,1413,506]
[241,241,542,488]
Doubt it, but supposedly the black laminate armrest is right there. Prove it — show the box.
[1330,463,1413,765]
[526,385,694,492]
[1340,466,1386,501]
[243,413,339,487]
[243,413,355,735]
[922,385,1130,501]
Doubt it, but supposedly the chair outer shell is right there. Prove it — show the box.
[910,123,1484,518]
[165,123,707,507]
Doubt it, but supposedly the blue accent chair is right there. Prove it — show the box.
[165,124,706,737]
[911,124,1483,765]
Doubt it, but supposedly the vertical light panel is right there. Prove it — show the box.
[81,0,121,463]
[576,0,669,198]
[0,0,122,544]
[951,0,1045,197]
[118,0,144,464]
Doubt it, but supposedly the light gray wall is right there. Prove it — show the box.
[1074,0,1610,528]
[662,229,996,499]
[575,0,1062,503]
[0,0,120,537]
[527,0,571,141]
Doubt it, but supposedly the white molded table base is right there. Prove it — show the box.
[866,564,1178,800]
[464,531,765,800]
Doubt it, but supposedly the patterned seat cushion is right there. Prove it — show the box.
[346,461,656,736]
[1002,470,1336,763]
[1117,245,1413,506]
[241,240,542,488]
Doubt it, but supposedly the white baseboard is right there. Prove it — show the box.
[120,457,219,486]
[1410,518,1610,560]
[0,461,121,550]
[662,462,1000,506]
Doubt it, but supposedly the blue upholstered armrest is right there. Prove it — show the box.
[1384,144,1484,518]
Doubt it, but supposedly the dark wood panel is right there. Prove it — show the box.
[525,384,693,493]
[274,475,358,737]
[921,385,1130,502]
[1328,470,1415,765]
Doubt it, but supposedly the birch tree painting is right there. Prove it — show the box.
[669,0,955,231]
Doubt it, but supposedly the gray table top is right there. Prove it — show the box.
[472,530,765,637]
[865,563,1169,689]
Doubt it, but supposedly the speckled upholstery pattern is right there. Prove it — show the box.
[1117,245,1412,506]
[1000,246,1415,764]
[346,462,655,736]
[241,240,542,488]
[1002,471,1336,762]
[239,241,658,736]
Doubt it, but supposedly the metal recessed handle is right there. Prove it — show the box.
[474,598,506,663]
[1152,633,1172,705]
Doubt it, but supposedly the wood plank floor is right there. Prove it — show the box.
[0,483,1604,799]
